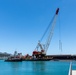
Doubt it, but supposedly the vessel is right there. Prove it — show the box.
[5,51,22,62]
[5,57,22,62]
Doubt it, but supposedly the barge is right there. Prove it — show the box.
[23,54,76,61]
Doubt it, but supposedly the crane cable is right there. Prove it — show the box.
[40,14,55,42]
[35,14,55,51]
[59,11,62,53]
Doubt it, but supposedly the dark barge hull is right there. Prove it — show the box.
[46,55,76,60]
[5,59,22,62]
[5,55,76,61]
[24,55,76,61]
[24,59,51,61]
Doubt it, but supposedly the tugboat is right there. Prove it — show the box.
[5,57,22,62]
[5,51,22,62]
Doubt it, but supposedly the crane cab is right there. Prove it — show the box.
[32,50,46,59]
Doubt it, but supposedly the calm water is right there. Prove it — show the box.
[0,60,76,75]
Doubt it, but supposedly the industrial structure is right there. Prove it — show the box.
[5,8,76,62]
[32,8,59,59]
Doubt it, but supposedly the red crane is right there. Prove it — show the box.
[32,8,59,59]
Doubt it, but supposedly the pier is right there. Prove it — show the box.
[68,63,76,75]
[72,70,76,75]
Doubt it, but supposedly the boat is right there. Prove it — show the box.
[5,51,22,62]
[5,57,22,62]
[5,8,60,62]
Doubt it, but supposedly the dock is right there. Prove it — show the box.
[72,70,76,75]
[68,63,76,75]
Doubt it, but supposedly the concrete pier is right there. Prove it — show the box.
[72,70,76,75]
[68,63,76,75]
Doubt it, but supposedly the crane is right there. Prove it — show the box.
[32,8,59,58]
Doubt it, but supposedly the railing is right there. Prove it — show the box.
[68,62,72,75]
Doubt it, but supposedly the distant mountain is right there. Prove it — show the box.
[0,52,11,57]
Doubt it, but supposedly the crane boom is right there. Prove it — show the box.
[45,8,59,53]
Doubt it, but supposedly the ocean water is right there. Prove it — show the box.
[0,60,75,75]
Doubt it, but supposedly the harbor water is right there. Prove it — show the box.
[0,60,76,75]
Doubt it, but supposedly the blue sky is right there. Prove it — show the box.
[0,0,76,55]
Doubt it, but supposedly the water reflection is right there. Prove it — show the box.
[10,62,21,69]
[0,61,70,75]
[10,62,22,75]
[32,61,46,72]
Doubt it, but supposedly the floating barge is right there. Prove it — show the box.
[22,55,76,61]
[5,54,76,61]
[46,55,76,60]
